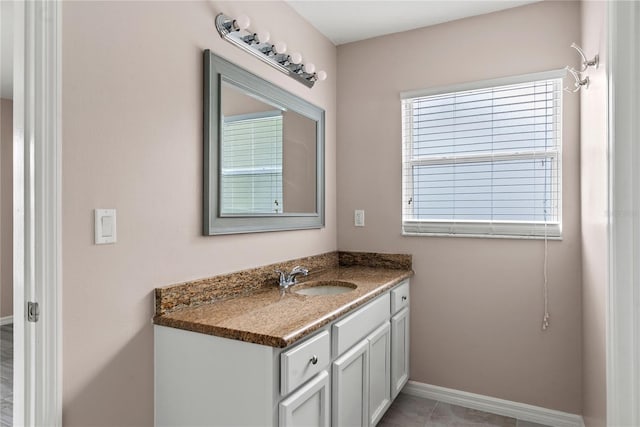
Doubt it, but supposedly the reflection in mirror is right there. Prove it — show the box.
[221,83,317,215]
[203,50,325,235]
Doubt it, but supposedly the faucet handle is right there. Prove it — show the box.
[291,265,309,275]
[275,270,290,287]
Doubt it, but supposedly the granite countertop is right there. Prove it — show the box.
[153,264,413,348]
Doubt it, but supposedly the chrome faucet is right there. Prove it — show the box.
[276,265,309,288]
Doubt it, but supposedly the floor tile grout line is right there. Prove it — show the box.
[425,400,439,426]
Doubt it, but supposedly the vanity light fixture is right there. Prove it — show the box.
[215,13,327,88]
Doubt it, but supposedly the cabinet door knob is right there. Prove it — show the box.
[310,355,318,365]
[402,296,407,301]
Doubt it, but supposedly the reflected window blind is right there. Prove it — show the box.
[221,111,283,214]
[401,75,562,238]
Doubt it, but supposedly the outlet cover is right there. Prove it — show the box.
[354,210,365,227]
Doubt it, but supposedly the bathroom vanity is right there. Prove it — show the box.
[153,252,412,427]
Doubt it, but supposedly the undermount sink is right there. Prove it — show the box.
[294,280,357,296]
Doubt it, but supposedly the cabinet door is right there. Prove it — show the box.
[332,340,369,427]
[279,370,330,427]
[391,307,410,399]
[368,322,391,427]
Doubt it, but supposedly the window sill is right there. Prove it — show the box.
[402,221,562,240]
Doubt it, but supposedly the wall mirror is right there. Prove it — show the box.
[204,50,325,235]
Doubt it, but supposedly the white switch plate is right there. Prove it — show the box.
[354,210,365,227]
[95,209,117,244]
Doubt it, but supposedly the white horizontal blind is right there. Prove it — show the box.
[401,75,562,238]
[221,111,283,214]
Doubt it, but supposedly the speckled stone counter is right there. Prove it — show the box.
[153,252,413,348]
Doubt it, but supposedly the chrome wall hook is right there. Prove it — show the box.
[564,66,589,93]
[570,42,599,71]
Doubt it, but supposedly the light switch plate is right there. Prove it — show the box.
[95,209,117,244]
[354,210,365,227]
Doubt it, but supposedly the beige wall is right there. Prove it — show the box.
[61,1,336,425]
[221,83,276,116]
[337,1,583,413]
[282,110,316,213]
[580,1,607,426]
[0,98,12,319]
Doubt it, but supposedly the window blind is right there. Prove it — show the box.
[221,112,283,214]
[401,74,562,238]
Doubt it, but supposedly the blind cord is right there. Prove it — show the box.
[542,222,550,330]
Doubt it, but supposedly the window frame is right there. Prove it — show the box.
[401,69,566,239]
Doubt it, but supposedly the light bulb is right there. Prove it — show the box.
[273,41,287,54]
[234,14,250,31]
[289,51,302,64]
[256,30,270,44]
[303,63,316,74]
[316,70,327,81]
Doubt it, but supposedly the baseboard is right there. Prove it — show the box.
[0,315,13,326]
[403,381,585,427]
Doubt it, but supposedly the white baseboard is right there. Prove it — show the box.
[403,381,585,427]
[0,315,13,326]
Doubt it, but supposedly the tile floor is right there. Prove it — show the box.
[378,392,552,427]
[0,324,12,427]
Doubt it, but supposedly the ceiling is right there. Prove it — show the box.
[286,0,542,45]
[1,1,13,100]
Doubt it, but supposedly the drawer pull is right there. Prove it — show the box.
[402,296,407,301]
[310,355,318,365]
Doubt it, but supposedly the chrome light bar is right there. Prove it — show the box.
[215,13,327,88]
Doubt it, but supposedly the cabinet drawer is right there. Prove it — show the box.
[281,331,330,395]
[391,281,410,314]
[332,294,390,356]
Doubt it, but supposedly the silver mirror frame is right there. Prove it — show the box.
[203,50,325,235]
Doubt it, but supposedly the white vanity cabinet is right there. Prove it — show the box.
[280,370,330,427]
[331,293,392,427]
[368,322,392,426]
[390,282,410,399]
[332,339,369,427]
[154,280,410,427]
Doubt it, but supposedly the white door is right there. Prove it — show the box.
[279,370,330,427]
[332,339,369,427]
[367,322,391,427]
[11,1,61,425]
[391,308,409,399]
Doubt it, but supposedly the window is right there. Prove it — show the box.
[221,111,283,214]
[401,71,563,238]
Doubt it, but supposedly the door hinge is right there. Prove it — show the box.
[27,301,40,322]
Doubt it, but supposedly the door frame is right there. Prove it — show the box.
[607,1,640,425]
[13,0,62,425]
